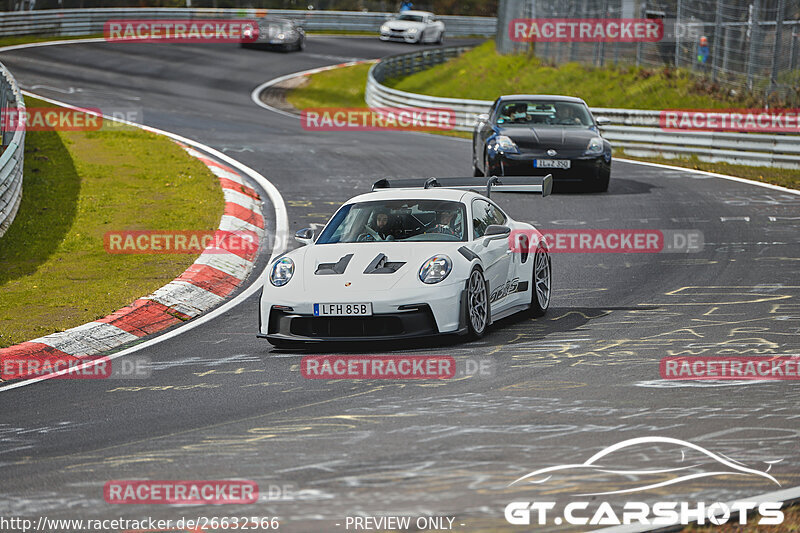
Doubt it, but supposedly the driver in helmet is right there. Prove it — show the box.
[427,207,460,237]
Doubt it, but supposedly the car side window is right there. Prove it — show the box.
[472,199,500,238]
[490,202,507,225]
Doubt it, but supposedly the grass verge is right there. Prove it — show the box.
[286,59,799,190]
[0,97,224,348]
[386,41,766,109]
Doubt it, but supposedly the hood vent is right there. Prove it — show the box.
[363,253,405,274]
[315,254,353,275]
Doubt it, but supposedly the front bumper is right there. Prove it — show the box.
[260,281,468,342]
[488,152,610,182]
[379,31,418,43]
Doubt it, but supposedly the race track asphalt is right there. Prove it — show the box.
[1,36,799,532]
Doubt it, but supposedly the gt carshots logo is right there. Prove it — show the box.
[505,436,784,527]
[504,501,783,526]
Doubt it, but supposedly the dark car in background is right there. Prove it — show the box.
[472,95,612,192]
[241,16,305,52]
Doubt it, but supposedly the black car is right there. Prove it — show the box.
[472,95,612,192]
[241,17,305,52]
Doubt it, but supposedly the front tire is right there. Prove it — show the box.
[594,167,610,192]
[529,246,551,317]
[466,267,489,338]
[436,30,444,44]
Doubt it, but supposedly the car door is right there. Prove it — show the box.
[471,198,512,310]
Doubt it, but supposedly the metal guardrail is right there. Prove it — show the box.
[366,46,800,169]
[0,8,496,38]
[0,61,24,239]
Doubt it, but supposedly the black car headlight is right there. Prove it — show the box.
[493,135,519,154]
[419,255,452,284]
[586,136,604,155]
[270,257,294,287]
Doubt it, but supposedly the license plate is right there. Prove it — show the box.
[534,159,571,169]
[314,303,373,317]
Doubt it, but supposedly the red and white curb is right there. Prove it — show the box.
[0,144,265,381]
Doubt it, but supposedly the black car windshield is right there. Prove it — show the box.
[397,14,425,22]
[495,100,593,127]
[316,200,467,243]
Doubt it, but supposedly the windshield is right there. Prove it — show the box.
[397,14,425,22]
[316,199,467,244]
[495,100,593,127]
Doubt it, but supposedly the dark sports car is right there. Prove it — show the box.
[241,17,305,52]
[472,95,612,192]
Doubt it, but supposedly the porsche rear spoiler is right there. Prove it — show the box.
[372,175,552,198]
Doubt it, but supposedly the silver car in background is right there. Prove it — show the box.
[379,11,445,44]
[241,16,305,52]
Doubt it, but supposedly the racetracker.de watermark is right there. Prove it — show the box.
[1,107,143,131]
[104,230,258,255]
[661,356,800,380]
[1,355,151,380]
[661,108,800,133]
[509,18,663,42]
[301,355,456,379]
[104,19,258,43]
[104,480,258,504]
[301,107,456,131]
[509,229,703,253]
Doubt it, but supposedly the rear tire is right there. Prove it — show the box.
[529,246,551,317]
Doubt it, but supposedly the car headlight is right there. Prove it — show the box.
[407,27,419,34]
[419,255,452,284]
[276,33,285,40]
[494,135,519,153]
[380,24,390,33]
[586,136,604,154]
[243,27,254,38]
[270,257,294,287]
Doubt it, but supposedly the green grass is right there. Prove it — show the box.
[286,55,799,191]
[286,63,373,110]
[617,151,800,190]
[0,98,224,348]
[386,41,765,109]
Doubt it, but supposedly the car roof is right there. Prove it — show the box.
[346,187,475,204]
[497,94,587,105]
[399,10,433,16]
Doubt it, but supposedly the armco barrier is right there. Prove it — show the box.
[365,47,800,169]
[0,8,496,38]
[0,61,24,238]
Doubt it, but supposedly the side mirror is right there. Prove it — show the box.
[483,224,511,245]
[596,116,611,126]
[295,228,314,245]
[476,113,489,124]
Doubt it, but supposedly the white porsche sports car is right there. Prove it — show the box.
[379,11,445,44]
[258,176,552,347]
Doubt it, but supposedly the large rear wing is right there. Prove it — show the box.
[372,175,552,198]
